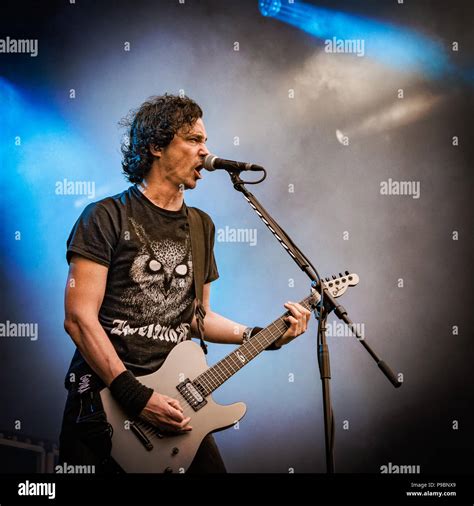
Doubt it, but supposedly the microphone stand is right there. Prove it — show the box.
[226,169,402,474]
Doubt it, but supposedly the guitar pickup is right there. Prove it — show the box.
[177,379,207,412]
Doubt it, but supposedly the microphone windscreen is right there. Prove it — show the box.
[203,154,218,171]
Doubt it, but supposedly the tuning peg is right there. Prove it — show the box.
[345,270,349,275]
[339,272,343,277]
[325,277,330,282]
[332,275,336,280]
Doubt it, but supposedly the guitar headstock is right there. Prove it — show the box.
[323,271,359,298]
[308,271,359,307]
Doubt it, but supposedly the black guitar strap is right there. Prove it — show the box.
[186,206,208,355]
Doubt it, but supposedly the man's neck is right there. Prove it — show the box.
[138,176,184,211]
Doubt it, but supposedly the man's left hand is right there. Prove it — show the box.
[274,301,312,348]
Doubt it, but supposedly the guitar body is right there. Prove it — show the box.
[100,340,247,473]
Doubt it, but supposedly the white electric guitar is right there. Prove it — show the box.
[100,272,359,473]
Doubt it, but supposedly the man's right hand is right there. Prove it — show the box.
[140,392,192,432]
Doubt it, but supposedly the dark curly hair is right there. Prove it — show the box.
[120,94,203,183]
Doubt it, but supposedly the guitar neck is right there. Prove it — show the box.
[194,293,317,396]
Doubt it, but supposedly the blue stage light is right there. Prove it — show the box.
[258,1,456,80]
[259,0,281,18]
[0,78,116,365]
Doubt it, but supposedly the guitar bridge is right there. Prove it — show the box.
[130,421,154,451]
[177,379,207,412]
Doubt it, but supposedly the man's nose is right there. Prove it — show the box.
[199,143,210,157]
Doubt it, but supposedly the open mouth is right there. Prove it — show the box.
[194,165,203,179]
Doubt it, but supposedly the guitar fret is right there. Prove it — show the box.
[227,355,239,376]
[220,356,234,379]
[216,358,229,380]
[224,353,235,378]
[214,362,224,381]
[226,354,241,377]
[197,375,210,395]
[206,366,220,390]
[246,338,260,355]
[215,364,226,383]
[227,351,241,370]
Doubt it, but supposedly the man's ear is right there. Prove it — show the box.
[150,144,161,157]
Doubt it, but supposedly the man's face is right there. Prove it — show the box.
[154,117,209,190]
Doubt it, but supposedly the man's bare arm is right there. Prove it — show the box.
[191,283,311,346]
[63,254,126,386]
[63,254,191,431]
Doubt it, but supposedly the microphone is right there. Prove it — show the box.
[203,154,264,172]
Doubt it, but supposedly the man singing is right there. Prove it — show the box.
[59,94,311,473]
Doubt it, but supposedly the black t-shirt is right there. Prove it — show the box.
[64,184,218,388]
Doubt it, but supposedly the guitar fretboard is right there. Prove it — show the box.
[194,293,318,396]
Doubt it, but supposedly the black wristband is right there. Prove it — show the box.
[109,370,154,419]
[250,327,282,351]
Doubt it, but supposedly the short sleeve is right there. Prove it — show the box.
[205,217,219,284]
[66,202,119,267]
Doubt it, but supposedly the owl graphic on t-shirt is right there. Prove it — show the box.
[121,218,194,325]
